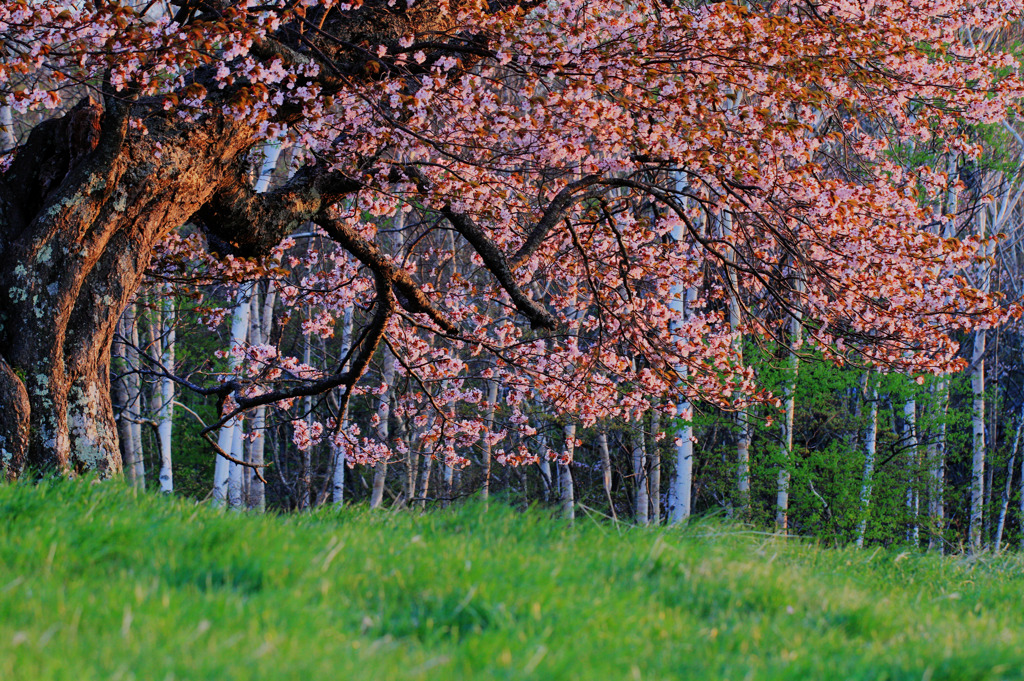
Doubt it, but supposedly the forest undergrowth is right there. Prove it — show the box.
[2,480,1024,680]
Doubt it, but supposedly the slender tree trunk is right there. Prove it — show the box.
[538,432,553,503]
[155,288,175,493]
[125,303,146,489]
[369,346,396,509]
[560,423,576,521]
[649,408,662,524]
[416,435,432,510]
[480,380,499,502]
[113,308,138,487]
[213,283,252,506]
[247,282,275,511]
[995,408,1024,551]
[776,277,803,533]
[856,371,878,549]
[632,419,649,525]
[298,323,314,509]
[597,428,616,519]
[332,303,354,506]
[969,207,989,553]
[970,327,986,552]
[227,414,245,509]
[929,377,948,551]
[985,327,1000,544]
[903,395,919,545]
[667,187,697,526]
[669,399,694,525]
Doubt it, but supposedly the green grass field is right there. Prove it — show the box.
[2,481,1024,680]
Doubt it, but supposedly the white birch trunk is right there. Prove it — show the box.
[776,277,803,533]
[632,419,648,525]
[995,409,1024,551]
[127,303,146,489]
[246,282,275,511]
[855,372,878,549]
[969,327,986,553]
[369,346,396,509]
[212,283,252,506]
[538,432,553,502]
[298,326,314,509]
[668,283,697,525]
[597,429,616,519]
[480,380,499,502]
[903,395,919,545]
[667,182,697,525]
[560,424,576,520]
[156,289,175,493]
[113,311,137,486]
[416,435,433,510]
[649,408,662,524]
[332,303,355,506]
[227,415,245,508]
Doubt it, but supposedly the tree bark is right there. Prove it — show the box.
[596,428,616,519]
[632,419,649,525]
[855,371,878,549]
[903,394,919,545]
[480,380,499,502]
[369,345,396,509]
[775,275,803,533]
[560,423,576,521]
[214,283,253,506]
[0,96,278,479]
[154,287,176,494]
[649,408,662,524]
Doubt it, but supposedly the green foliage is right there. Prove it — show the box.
[4,481,1024,679]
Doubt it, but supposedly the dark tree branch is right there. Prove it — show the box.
[315,210,460,335]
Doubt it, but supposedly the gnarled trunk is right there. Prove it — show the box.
[0,99,263,479]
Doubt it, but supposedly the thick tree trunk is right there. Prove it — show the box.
[0,98,265,480]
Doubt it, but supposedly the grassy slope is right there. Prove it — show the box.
[2,482,1024,680]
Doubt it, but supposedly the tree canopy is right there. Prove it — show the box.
[0,0,1020,478]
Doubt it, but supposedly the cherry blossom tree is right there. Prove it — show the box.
[0,0,1019,483]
